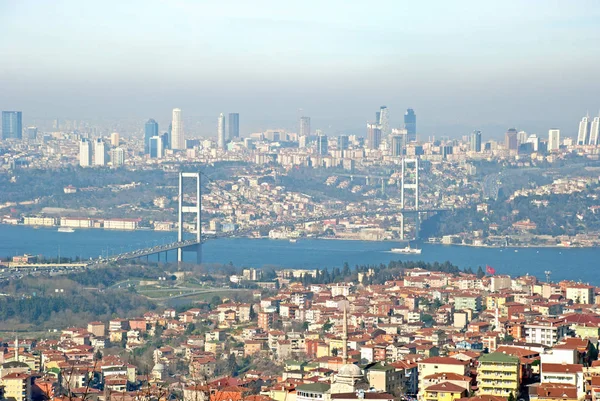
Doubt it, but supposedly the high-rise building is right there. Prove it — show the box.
[548,129,560,151]
[299,135,308,148]
[161,132,170,150]
[299,116,311,138]
[378,106,390,137]
[317,134,328,155]
[404,109,416,142]
[110,132,120,147]
[390,133,406,157]
[25,127,37,141]
[2,111,22,140]
[171,108,184,150]
[110,147,125,167]
[367,123,382,150]
[150,136,164,158]
[144,119,159,154]
[79,139,92,167]
[577,116,591,145]
[94,139,106,166]
[338,135,349,150]
[505,128,518,150]
[217,113,226,149]
[228,113,239,139]
[470,130,482,152]
[590,117,600,146]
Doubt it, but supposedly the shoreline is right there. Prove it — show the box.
[1,223,598,249]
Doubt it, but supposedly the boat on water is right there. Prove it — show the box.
[289,238,297,243]
[391,244,422,254]
[57,227,75,233]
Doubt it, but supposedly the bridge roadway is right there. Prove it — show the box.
[91,206,449,266]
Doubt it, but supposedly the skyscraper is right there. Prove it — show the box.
[171,108,184,150]
[94,139,106,166]
[367,123,382,150]
[404,109,416,142]
[79,139,92,167]
[590,117,600,146]
[228,113,239,139]
[110,147,125,167]
[505,128,518,150]
[110,132,120,147]
[2,111,22,140]
[150,136,164,158]
[390,133,406,157]
[577,116,591,145]
[299,116,311,137]
[217,113,226,149]
[470,130,482,152]
[25,127,37,141]
[144,119,159,154]
[317,134,328,156]
[161,132,170,150]
[378,106,390,137]
[548,129,560,151]
[338,135,349,150]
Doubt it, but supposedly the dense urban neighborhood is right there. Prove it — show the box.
[1,263,600,401]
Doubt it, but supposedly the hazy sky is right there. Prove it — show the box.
[2,0,600,138]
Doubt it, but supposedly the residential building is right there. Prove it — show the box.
[477,352,520,398]
[367,123,382,150]
[548,129,560,151]
[94,139,106,166]
[79,139,92,167]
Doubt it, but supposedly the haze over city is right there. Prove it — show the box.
[2,0,600,138]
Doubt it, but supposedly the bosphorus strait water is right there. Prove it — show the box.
[0,225,598,285]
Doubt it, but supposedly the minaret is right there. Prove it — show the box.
[15,335,19,362]
[342,306,348,364]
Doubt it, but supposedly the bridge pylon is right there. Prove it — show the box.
[400,158,420,240]
[178,172,202,263]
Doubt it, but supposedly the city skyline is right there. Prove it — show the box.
[2,1,600,137]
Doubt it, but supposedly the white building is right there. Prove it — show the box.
[525,321,569,346]
[110,147,125,167]
[577,116,590,145]
[548,129,560,151]
[590,117,600,145]
[217,113,226,149]
[94,139,106,166]
[540,363,584,399]
[79,139,92,167]
[171,108,184,150]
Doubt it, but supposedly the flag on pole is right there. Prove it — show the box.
[486,265,496,275]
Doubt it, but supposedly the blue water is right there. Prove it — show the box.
[0,225,597,285]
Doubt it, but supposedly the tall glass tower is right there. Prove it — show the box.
[2,111,23,140]
[228,113,239,139]
[404,109,416,142]
[144,119,159,154]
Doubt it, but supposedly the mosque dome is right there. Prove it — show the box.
[338,363,363,377]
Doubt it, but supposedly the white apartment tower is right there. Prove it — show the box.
[217,113,226,149]
[548,129,560,151]
[79,139,92,167]
[590,117,600,146]
[110,147,125,167]
[94,139,106,166]
[577,115,590,145]
[171,108,184,150]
